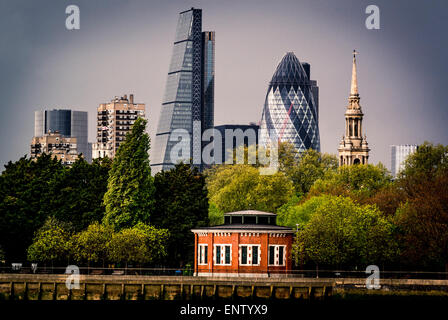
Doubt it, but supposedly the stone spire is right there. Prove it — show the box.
[338,50,369,166]
[350,50,359,96]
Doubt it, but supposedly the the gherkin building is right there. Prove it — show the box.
[260,52,320,153]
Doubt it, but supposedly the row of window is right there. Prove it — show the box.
[198,244,285,267]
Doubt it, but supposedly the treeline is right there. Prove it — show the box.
[0,118,208,267]
[206,142,448,271]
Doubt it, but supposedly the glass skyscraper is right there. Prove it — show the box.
[152,8,214,173]
[260,52,320,154]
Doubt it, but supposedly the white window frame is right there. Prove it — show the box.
[239,244,261,266]
[213,244,232,266]
[198,244,208,265]
[268,245,286,266]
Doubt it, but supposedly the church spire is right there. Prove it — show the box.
[338,50,369,166]
[350,50,359,96]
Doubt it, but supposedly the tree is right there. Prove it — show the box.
[44,157,112,231]
[277,195,329,229]
[0,246,4,263]
[293,196,397,268]
[107,223,169,267]
[153,163,209,266]
[309,163,392,201]
[0,154,65,260]
[399,142,448,180]
[103,118,155,230]
[72,222,114,266]
[364,183,407,216]
[208,203,224,226]
[27,217,73,264]
[394,172,448,269]
[206,164,294,213]
[393,142,448,269]
[278,145,338,196]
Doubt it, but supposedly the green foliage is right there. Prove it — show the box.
[399,141,448,180]
[43,157,111,231]
[27,217,73,263]
[279,145,338,196]
[0,245,4,263]
[107,223,169,266]
[72,222,114,265]
[277,195,331,229]
[206,164,294,213]
[394,172,448,268]
[310,163,392,201]
[103,118,155,230]
[294,196,398,267]
[153,163,209,266]
[208,203,224,226]
[0,154,65,260]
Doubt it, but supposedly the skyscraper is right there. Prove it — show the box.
[92,94,145,159]
[260,52,320,154]
[338,51,370,166]
[33,109,90,162]
[152,8,215,173]
[391,144,418,177]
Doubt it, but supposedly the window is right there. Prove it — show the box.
[239,245,260,266]
[198,244,208,265]
[268,245,285,266]
[214,244,231,265]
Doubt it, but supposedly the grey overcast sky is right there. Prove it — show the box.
[0,0,447,170]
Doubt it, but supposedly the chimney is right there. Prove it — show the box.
[130,94,134,104]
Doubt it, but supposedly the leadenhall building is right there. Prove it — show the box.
[338,51,370,166]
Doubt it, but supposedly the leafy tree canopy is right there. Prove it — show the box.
[103,117,155,230]
[206,164,294,213]
[27,217,73,264]
[153,163,209,266]
[294,196,398,268]
[309,163,392,201]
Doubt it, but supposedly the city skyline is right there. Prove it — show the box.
[1,0,447,171]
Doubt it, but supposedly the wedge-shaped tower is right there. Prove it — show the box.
[152,8,214,173]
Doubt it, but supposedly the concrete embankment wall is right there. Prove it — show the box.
[0,275,333,301]
[1,275,448,301]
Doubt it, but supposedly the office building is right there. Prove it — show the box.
[92,94,145,159]
[34,109,89,162]
[152,8,215,173]
[30,131,78,166]
[260,52,320,154]
[391,144,418,177]
[213,124,259,164]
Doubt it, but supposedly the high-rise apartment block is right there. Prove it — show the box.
[391,144,418,177]
[30,131,78,166]
[92,94,145,159]
[33,109,90,162]
[152,8,215,173]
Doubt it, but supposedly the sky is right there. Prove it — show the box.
[0,0,447,171]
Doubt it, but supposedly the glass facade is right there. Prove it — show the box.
[260,52,320,154]
[391,145,418,177]
[152,8,214,173]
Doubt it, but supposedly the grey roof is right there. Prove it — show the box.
[192,224,294,232]
[224,210,276,216]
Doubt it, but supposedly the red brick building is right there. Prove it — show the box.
[191,210,294,277]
